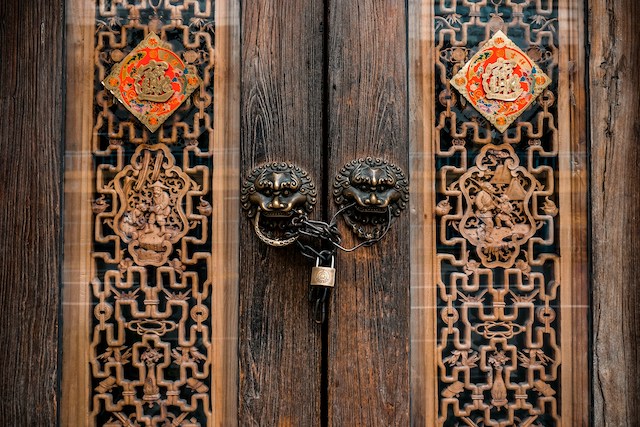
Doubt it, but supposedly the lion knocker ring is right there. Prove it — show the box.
[333,158,409,240]
[241,162,317,247]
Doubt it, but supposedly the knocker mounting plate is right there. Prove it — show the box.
[333,158,409,240]
[241,162,317,246]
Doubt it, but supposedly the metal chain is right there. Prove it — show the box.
[290,204,394,323]
[291,203,392,260]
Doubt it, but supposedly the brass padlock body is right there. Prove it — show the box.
[310,266,336,288]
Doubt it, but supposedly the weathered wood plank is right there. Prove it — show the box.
[239,0,324,425]
[562,0,591,423]
[60,0,94,425]
[0,0,64,424]
[589,0,640,425]
[408,0,437,424]
[327,1,410,425]
[211,1,242,425]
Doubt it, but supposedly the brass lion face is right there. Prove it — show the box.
[241,163,316,246]
[333,158,409,239]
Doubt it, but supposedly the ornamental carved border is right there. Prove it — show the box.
[90,1,215,425]
[433,1,561,426]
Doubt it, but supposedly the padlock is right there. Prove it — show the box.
[310,257,335,288]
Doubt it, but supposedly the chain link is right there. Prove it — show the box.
[291,203,392,259]
[289,204,393,323]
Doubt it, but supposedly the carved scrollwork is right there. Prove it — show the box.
[434,1,561,425]
[241,162,317,246]
[333,158,409,240]
[90,1,215,425]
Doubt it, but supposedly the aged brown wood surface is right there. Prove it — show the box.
[564,0,590,423]
[590,0,640,425]
[0,0,64,424]
[327,1,410,425]
[240,0,324,425]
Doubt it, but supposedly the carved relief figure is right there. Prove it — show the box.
[450,144,541,268]
[112,145,195,266]
[148,181,171,233]
[334,158,409,240]
[474,181,496,242]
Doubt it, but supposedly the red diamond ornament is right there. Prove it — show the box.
[450,31,551,133]
[103,32,201,133]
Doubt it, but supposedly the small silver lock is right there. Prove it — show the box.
[310,257,335,288]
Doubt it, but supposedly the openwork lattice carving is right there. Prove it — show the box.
[90,1,215,425]
[434,1,561,425]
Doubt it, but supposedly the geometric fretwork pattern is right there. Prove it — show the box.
[91,1,215,425]
[434,1,560,425]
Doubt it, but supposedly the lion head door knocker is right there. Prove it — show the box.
[333,158,409,240]
[241,162,317,246]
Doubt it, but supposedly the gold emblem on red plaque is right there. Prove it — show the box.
[450,30,551,133]
[103,32,201,132]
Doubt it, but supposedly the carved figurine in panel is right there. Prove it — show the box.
[448,144,542,268]
[111,144,195,266]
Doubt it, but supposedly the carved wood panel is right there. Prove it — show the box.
[89,2,215,425]
[432,1,565,425]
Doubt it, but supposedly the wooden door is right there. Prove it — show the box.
[1,0,640,426]
[239,1,410,425]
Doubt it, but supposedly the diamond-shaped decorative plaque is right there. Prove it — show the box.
[103,32,201,132]
[450,30,551,133]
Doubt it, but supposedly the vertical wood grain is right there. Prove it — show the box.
[211,0,241,425]
[563,0,591,423]
[0,0,64,424]
[589,0,640,425]
[239,0,324,425]
[61,0,94,425]
[408,0,437,424]
[326,1,410,425]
